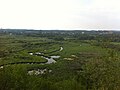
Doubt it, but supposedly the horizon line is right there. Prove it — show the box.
[0,28,120,31]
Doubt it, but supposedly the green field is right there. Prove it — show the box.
[0,30,120,90]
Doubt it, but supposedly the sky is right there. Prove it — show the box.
[0,0,120,30]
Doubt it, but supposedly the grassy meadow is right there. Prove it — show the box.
[0,30,120,90]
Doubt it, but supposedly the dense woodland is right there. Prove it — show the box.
[0,29,120,90]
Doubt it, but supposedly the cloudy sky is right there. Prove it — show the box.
[0,0,120,30]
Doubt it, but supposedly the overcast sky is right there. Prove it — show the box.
[0,0,120,30]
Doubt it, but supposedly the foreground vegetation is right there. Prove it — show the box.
[0,29,120,90]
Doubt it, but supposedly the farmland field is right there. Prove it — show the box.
[0,30,120,90]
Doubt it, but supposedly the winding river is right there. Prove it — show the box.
[33,47,63,64]
[0,47,63,68]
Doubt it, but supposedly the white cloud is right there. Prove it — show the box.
[0,0,120,30]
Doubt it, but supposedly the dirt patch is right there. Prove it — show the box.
[28,69,52,75]
[71,55,77,58]
[64,58,74,60]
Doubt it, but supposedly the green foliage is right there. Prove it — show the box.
[79,53,120,90]
[0,31,120,90]
[0,66,28,90]
[54,36,64,41]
